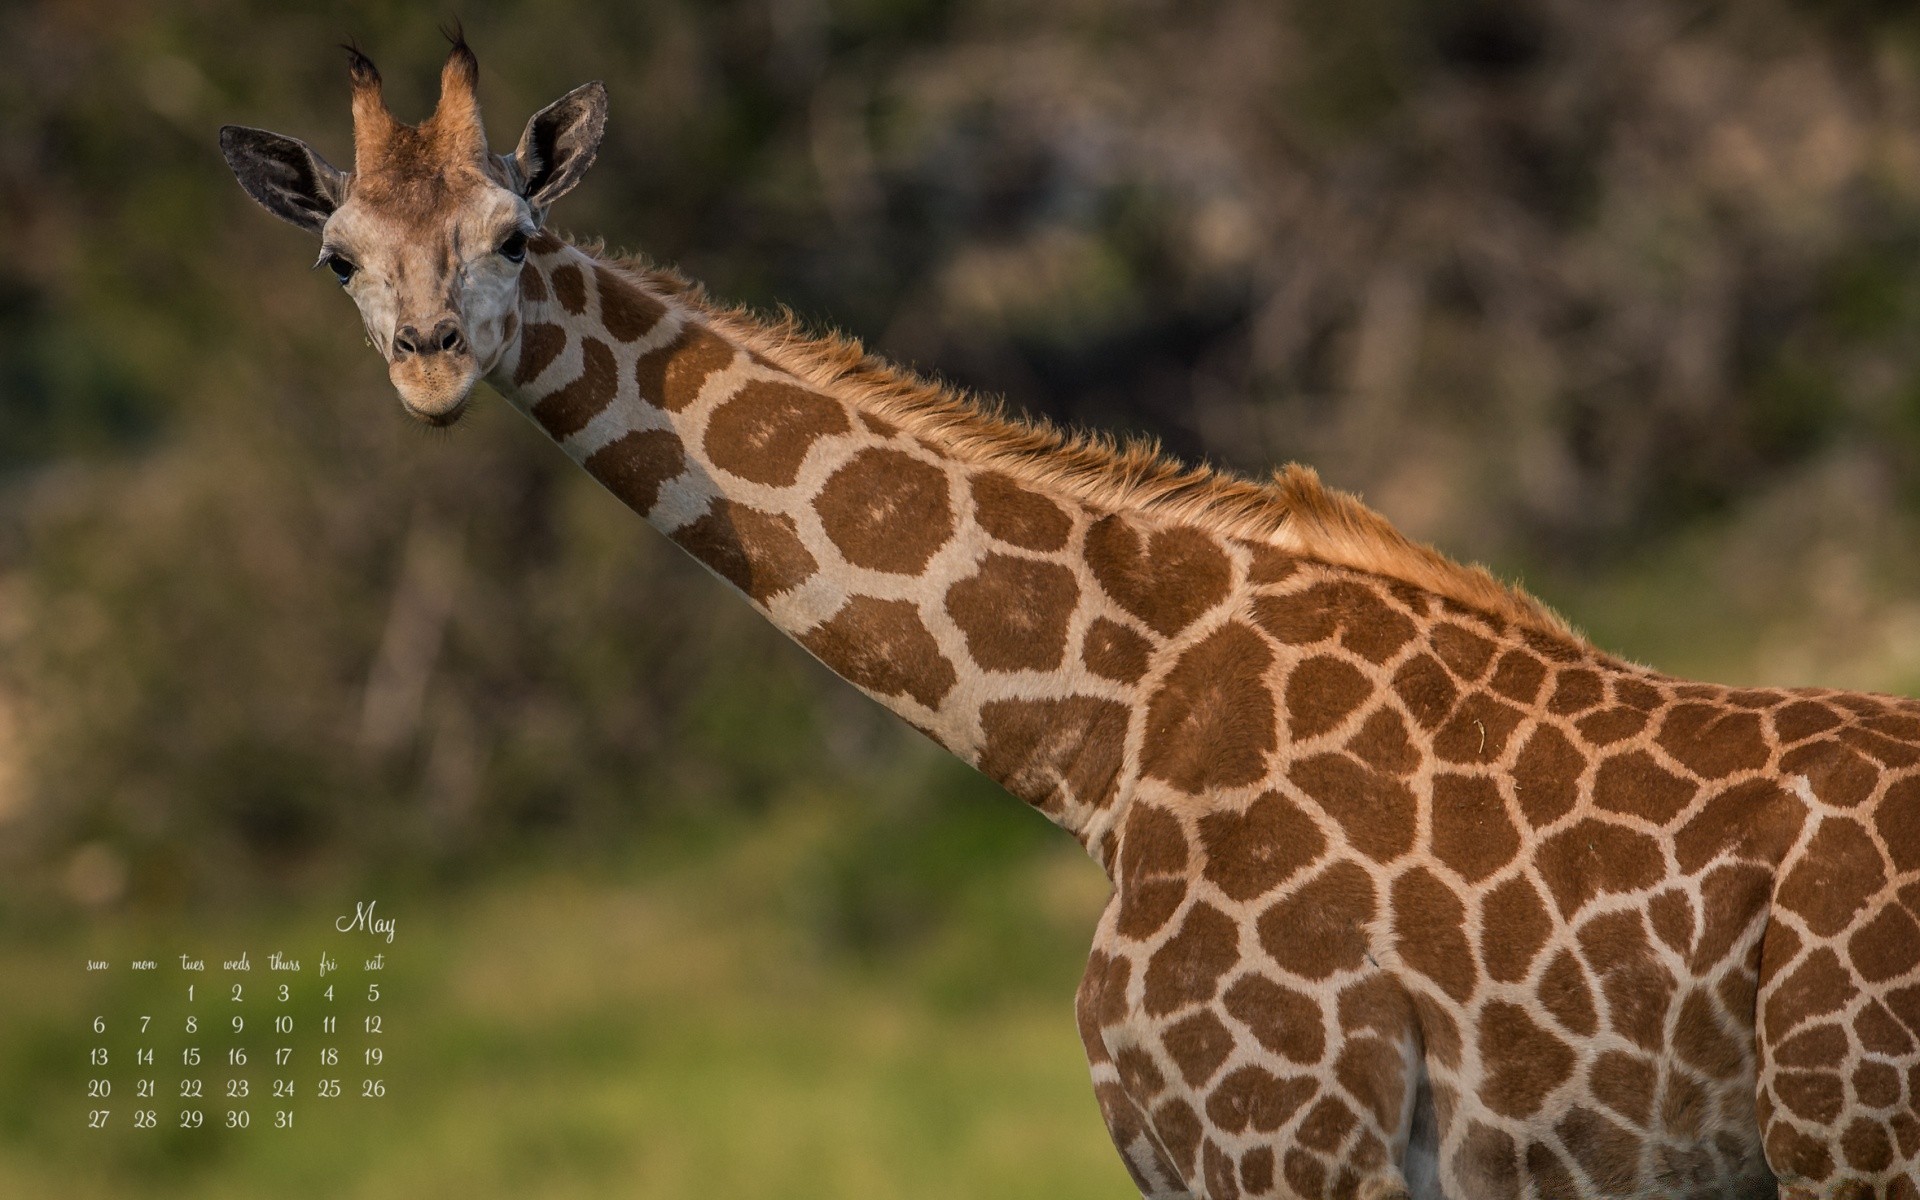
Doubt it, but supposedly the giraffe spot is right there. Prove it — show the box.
[1082,617,1153,683]
[1239,1146,1274,1194]
[945,554,1079,672]
[816,449,954,574]
[1479,1001,1575,1116]
[1525,1142,1580,1199]
[594,265,666,341]
[583,428,685,515]
[1084,516,1232,636]
[1776,1071,1846,1123]
[1481,875,1552,984]
[1160,1007,1234,1086]
[1203,1140,1239,1200]
[1116,803,1189,939]
[1843,1117,1895,1173]
[512,321,567,385]
[1251,579,1417,663]
[1256,860,1375,980]
[1575,705,1648,746]
[1778,817,1886,937]
[1693,862,1770,973]
[1141,623,1276,793]
[1539,949,1598,1036]
[1074,952,1116,1063]
[1221,973,1325,1063]
[1854,1060,1902,1108]
[1841,724,1920,768]
[1590,1050,1656,1127]
[1433,692,1525,763]
[1345,707,1419,774]
[518,262,549,302]
[1774,699,1844,742]
[1337,973,1412,1035]
[1763,948,1860,1044]
[1113,1045,1165,1098]
[1297,1095,1356,1151]
[1548,667,1603,714]
[1512,723,1582,827]
[672,499,815,603]
[1672,989,1743,1081]
[1657,703,1771,779]
[1674,778,1804,873]
[1430,773,1520,883]
[533,335,619,438]
[1244,542,1299,585]
[1593,749,1698,825]
[1391,653,1458,730]
[636,323,736,412]
[1851,903,1920,983]
[976,696,1130,816]
[1432,623,1496,680]
[1657,1068,1710,1137]
[1206,1065,1316,1133]
[1282,1149,1325,1199]
[1579,911,1675,1052]
[1556,1106,1640,1194]
[1535,817,1665,918]
[798,597,955,710]
[1091,952,1133,1031]
[1648,889,1695,956]
[1782,739,1879,809]
[1336,1037,1408,1131]
[1393,866,1476,1002]
[1143,902,1239,1017]
[1488,650,1548,705]
[1288,753,1416,863]
[1857,1001,1914,1057]
[1150,1098,1202,1177]
[1199,791,1325,902]
[549,262,588,313]
[1876,778,1920,874]
[969,471,1072,552]
[1765,1121,1834,1185]
[1285,655,1371,741]
[1452,1123,1521,1200]
[1614,676,1665,709]
[703,381,850,487]
[527,230,565,254]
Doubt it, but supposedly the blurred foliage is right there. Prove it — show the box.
[1,0,1919,913]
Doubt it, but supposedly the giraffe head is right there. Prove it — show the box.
[219,37,606,425]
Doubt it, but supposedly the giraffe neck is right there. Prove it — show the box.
[487,235,1157,860]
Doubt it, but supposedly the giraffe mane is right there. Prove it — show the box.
[590,245,1580,642]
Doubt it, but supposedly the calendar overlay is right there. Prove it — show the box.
[83,900,395,1133]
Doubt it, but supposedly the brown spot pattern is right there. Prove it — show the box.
[1083,617,1153,683]
[583,428,684,515]
[1141,623,1276,793]
[976,695,1130,815]
[816,449,954,574]
[1086,516,1232,637]
[595,265,666,340]
[799,596,955,709]
[671,499,816,603]
[703,381,849,487]
[970,471,1073,551]
[945,554,1079,672]
[637,324,736,413]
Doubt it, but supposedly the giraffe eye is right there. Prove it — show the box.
[497,231,528,263]
[324,254,357,285]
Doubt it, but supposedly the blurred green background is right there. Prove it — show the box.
[4,0,1920,1195]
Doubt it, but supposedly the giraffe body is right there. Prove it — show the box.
[221,43,1920,1199]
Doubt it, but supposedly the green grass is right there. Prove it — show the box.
[0,808,1132,1199]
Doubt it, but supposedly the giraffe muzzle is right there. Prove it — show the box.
[388,318,480,425]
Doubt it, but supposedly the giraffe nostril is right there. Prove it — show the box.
[432,320,466,356]
[393,325,423,357]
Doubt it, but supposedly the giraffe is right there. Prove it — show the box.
[219,39,1920,1200]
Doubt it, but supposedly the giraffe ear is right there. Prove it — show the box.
[512,81,607,216]
[220,126,350,236]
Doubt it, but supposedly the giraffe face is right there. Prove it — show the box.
[219,39,607,426]
[315,173,532,424]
